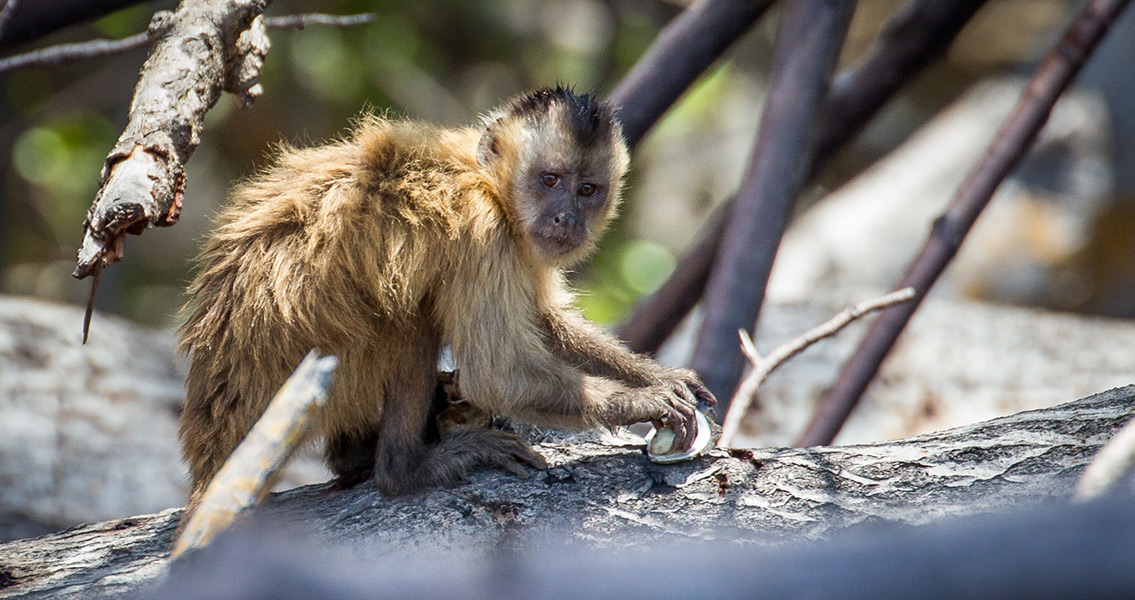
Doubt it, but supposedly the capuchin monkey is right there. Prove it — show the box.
[178,86,715,500]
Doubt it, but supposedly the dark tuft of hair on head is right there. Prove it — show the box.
[509,85,616,147]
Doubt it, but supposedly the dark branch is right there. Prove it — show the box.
[689,0,857,409]
[794,0,1133,447]
[618,0,992,355]
[609,0,774,148]
[0,13,377,74]
[0,0,150,53]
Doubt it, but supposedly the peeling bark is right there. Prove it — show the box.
[73,0,271,280]
[1,386,1131,599]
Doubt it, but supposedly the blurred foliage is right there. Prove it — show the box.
[0,0,695,329]
[1,0,1132,333]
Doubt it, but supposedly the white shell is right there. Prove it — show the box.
[644,411,712,464]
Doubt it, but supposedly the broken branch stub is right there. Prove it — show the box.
[73,1,272,280]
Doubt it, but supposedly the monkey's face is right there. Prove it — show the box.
[478,87,630,265]
[517,161,615,262]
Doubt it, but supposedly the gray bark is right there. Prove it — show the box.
[74,0,272,279]
[1,385,1131,599]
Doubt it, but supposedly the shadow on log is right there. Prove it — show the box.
[0,385,1131,599]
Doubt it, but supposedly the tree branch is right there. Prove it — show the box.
[718,288,915,447]
[618,0,991,355]
[72,0,274,283]
[609,0,774,148]
[0,13,377,74]
[172,350,338,558]
[0,0,149,53]
[795,0,1134,447]
[689,0,857,409]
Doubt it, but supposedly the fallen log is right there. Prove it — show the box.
[0,385,1130,599]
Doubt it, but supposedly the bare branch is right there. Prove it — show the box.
[0,31,146,72]
[0,13,377,75]
[618,0,990,356]
[689,0,857,410]
[1076,413,1135,501]
[718,288,915,447]
[172,350,339,558]
[795,0,1134,448]
[609,0,774,148]
[72,0,274,284]
[0,0,149,53]
[264,12,376,30]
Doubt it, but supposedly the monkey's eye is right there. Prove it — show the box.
[578,183,598,197]
[541,173,561,188]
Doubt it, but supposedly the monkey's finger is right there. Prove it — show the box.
[667,407,691,451]
[689,381,717,408]
[671,381,698,408]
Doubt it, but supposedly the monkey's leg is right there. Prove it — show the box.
[371,331,545,496]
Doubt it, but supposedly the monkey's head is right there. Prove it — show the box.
[477,86,629,266]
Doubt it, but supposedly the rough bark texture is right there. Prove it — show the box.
[73,0,271,279]
[1,386,1131,599]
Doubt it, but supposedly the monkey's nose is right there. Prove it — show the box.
[552,212,577,228]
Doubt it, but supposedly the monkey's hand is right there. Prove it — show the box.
[608,380,704,452]
[654,367,717,412]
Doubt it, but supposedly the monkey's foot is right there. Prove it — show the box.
[442,427,549,478]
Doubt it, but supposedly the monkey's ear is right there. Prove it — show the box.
[476,118,505,167]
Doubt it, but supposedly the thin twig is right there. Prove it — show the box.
[609,0,774,148]
[0,31,146,72]
[618,0,989,356]
[794,0,1133,448]
[172,349,339,559]
[1075,412,1135,501]
[0,13,376,74]
[718,288,915,448]
[264,13,376,30]
[689,0,858,410]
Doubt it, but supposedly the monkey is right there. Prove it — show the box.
[178,86,715,500]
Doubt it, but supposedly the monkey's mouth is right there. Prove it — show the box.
[532,229,587,257]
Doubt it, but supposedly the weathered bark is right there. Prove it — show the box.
[1,385,1131,599]
[73,0,272,280]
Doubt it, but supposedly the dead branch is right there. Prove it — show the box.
[0,0,148,53]
[718,288,915,447]
[172,350,338,558]
[72,0,274,285]
[689,0,857,408]
[0,13,376,74]
[146,495,1135,599]
[795,0,1134,448]
[609,0,774,147]
[618,0,990,356]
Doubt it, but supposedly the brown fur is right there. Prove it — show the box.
[179,88,714,498]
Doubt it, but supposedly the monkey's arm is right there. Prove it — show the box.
[440,252,703,448]
[539,277,715,408]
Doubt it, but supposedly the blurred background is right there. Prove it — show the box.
[4,0,1135,542]
[2,0,1134,332]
